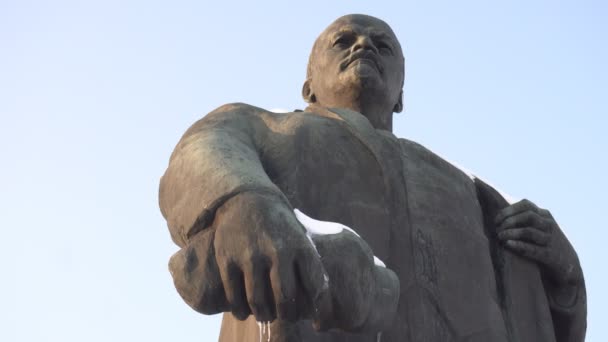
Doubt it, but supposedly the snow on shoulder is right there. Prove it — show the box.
[269,108,289,113]
[441,156,518,205]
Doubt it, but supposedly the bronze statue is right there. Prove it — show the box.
[159,14,586,342]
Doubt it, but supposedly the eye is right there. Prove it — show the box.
[333,35,353,48]
[376,41,393,55]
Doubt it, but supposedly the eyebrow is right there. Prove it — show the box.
[331,27,356,39]
[331,27,394,42]
[369,31,392,41]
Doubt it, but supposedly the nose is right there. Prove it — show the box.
[351,35,379,54]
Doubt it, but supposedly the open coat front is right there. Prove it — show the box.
[160,103,585,342]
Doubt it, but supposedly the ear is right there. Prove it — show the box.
[302,79,316,103]
[393,90,403,113]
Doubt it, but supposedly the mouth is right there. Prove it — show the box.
[341,52,384,74]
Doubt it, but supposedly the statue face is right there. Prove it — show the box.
[306,15,404,113]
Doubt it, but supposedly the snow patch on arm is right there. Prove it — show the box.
[294,209,386,267]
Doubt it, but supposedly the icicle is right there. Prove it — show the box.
[257,321,262,342]
[257,321,271,342]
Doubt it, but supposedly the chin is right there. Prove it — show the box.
[340,70,384,96]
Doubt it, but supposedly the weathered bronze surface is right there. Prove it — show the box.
[160,14,586,342]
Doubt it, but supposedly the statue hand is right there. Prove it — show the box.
[495,199,583,294]
[310,230,400,333]
[169,192,329,323]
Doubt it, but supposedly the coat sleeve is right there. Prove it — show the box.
[159,103,288,247]
[546,279,587,342]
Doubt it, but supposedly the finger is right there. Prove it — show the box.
[269,257,298,321]
[294,247,330,317]
[497,211,552,233]
[504,240,551,265]
[537,208,553,219]
[169,230,230,315]
[219,261,251,320]
[495,199,539,225]
[311,285,334,331]
[294,266,321,321]
[243,255,275,322]
[497,227,550,246]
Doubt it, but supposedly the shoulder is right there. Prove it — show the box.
[187,103,265,131]
[207,102,268,119]
[180,103,292,139]
[398,137,475,182]
[398,137,515,205]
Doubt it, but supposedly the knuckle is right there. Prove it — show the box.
[521,199,540,212]
[542,217,555,231]
[530,214,544,226]
[525,213,545,229]
[520,211,535,224]
[504,216,517,227]
[526,244,538,256]
[507,240,519,249]
[519,229,532,239]
[520,198,532,206]
[513,240,526,251]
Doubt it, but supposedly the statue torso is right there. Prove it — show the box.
[220,107,508,342]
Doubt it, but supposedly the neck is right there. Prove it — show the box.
[315,99,394,132]
[347,101,393,132]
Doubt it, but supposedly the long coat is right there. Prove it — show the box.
[159,103,585,342]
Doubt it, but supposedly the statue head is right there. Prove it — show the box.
[302,14,405,131]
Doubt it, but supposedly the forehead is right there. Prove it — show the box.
[322,15,397,40]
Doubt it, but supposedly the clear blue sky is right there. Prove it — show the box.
[1,1,606,341]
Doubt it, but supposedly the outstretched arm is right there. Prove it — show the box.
[159,103,287,247]
[160,103,329,321]
[160,104,399,332]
